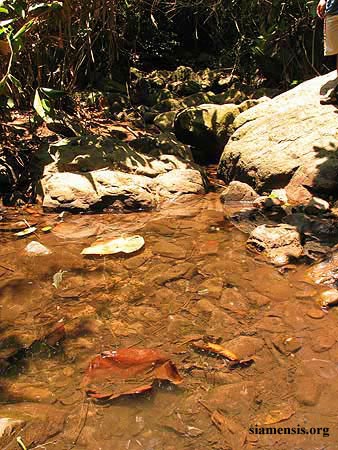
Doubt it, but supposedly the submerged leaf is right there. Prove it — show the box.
[41,225,52,233]
[81,235,145,256]
[192,342,239,361]
[255,404,295,425]
[192,342,254,368]
[15,226,37,237]
[83,348,183,400]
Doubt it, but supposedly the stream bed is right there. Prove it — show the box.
[0,192,337,450]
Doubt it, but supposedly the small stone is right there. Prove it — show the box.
[284,337,302,354]
[311,334,336,352]
[247,224,303,266]
[247,291,271,306]
[220,181,259,203]
[197,277,223,299]
[305,197,330,215]
[273,336,302,355]
[306,308,325,319]
[319,289,338,308]
[206,382,256,415]
[63,367,75,377]
[270,189,288,204]
[295,377,321,406]
[253,196,269,208]
[224,336,264,359]
[25,241,51,256]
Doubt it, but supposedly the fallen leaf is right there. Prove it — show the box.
[15,227,37,237]
[81,235,145,256]
[83,348,183,400]
[192,342,254,368]
[192,342,239,361]
[41,226,53,233]
[255,403,295,425]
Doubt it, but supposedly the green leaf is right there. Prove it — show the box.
[8,73,22,92]
[50,1,63,10]
[28,2,63,15]
[13,19,34,41]
[0,7,9,13]
[6,97,14,108]
[40,87,65,98]
[41,97,51,113]
[34,88,49,120]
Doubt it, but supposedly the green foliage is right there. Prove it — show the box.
[0,0,64,106]
[0,0,327,112]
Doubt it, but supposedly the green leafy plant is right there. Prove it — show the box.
[0,1,63,105]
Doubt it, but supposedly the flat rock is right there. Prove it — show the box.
[206,381,256,415]
[152,241,187,259]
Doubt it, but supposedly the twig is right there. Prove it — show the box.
[69,394,90,450]
[0,262,15,272]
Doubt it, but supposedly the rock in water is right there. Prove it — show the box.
[220,181,259,203]
[218,71,338,196]
[247,224,302,266]
[25,241,51,256]
[307,251,338,287]
[35,136,207,212]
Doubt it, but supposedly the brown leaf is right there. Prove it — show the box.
[83,348,183,400]
[192,342,240,361]
[192,342,254,369]
[255,403,295,425]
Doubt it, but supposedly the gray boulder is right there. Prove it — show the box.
[36,136,206,212]
[218,72,338,195]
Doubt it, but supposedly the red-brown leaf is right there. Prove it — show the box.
[83,348,183,400]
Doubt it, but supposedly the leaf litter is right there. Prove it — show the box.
[192,342,254,368]
[82,348,183,400]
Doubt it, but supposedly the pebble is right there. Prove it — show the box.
[311,334,336,353]
[25,240,51,256]
[295,377,321,406]
[306,308,325,319]
[63,367,75,377]
[319,289,338,308]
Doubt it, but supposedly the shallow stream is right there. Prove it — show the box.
[0,192,337,450]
